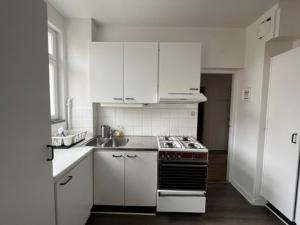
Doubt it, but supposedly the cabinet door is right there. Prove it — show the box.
[90,42,124,103]
[125,151,157,206]
[124,42,158,103]
[56,154,93,225]
[94,151,125,205]
[261,47,300,221]
[159,42,201,98]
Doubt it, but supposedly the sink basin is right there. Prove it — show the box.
[85,136,129,148]
[85,137,110,147]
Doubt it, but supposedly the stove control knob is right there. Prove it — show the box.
[177,154,182,160]
[166,154,170,159]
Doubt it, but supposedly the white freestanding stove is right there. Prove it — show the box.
[157,136,208,213]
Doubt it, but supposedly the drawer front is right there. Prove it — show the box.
[157,191,206,213]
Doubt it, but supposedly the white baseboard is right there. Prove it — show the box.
[253,196,267,206]
[230,179,254,204]
[230,179,267,206]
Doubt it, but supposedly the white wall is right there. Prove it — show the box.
[229,4,295,205]
[96,26,245,69]
[97,105,198,137]
[66,19,95,135]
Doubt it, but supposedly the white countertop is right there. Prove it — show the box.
[52,146,93,180]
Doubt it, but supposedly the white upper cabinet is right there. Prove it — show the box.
[124,42,158,103]
[90,42,124,103]
[159,42,202,98]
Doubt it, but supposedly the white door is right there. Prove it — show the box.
[90,42,124,103]
[125,151,157,206]
[124,42,158,103]
[261,46,300,221]
[159,42,201,98]
[0,1,56,225]
[56,154,93,225]
[94,151,125,205]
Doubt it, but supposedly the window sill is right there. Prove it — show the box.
[51,119,66,125]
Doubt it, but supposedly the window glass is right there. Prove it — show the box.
[47,27,59,120]
[48,31,54,55]
[49,62,56,117]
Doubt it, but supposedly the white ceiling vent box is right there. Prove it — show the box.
[257,17,272,39]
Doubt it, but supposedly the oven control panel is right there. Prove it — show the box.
[159,151,208,161]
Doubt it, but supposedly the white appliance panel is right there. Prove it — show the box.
[261,46,300,221]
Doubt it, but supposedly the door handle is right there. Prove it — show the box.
[112,154,123,158]
[46,145,54,161]
[291,133,298,144]
[59,176,73,186]
[126,154,137,158]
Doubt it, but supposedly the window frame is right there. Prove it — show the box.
[48,27,60,121]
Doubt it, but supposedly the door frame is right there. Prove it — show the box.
[201,69,240,181]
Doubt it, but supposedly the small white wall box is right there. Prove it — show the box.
[257,17,272,39]
[242,88,251,102]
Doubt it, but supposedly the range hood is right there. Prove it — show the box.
[159,92,207,104]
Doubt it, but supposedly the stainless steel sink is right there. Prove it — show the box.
[85,136,129,148]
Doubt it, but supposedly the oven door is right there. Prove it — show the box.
[157,190,206,213]
[158,160,207,191]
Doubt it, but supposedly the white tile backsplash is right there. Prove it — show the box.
[97,105,198,137]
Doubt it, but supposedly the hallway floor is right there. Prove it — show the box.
[86,183,284,225]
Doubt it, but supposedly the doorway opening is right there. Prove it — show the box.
[197,73,232,183]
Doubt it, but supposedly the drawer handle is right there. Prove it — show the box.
[189,88,199,91]
[112,154,123,158]
[113,98,123,101]
[125,97,135,100]
[127,155,137,158]
[60,176,73,186]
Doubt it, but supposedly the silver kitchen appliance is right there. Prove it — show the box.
[157,136,208,213]
[100,125,112,138]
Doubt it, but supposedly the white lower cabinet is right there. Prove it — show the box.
[94,150,157,207]
[125,151,157,206]
[55,154,93,225]
[94,151,125,205]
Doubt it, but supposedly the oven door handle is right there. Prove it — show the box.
[158,191,206,197]
[161,163,207,168]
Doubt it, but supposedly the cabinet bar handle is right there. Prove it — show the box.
[112,154,123,158]
[127,155,137,158]
[189,88,199,91]
[60,176,73,185]
[168,92,193,95]
[125,97,135,100]
[46,145,54,161]
[292,133,298,144]
[113,98,123,101]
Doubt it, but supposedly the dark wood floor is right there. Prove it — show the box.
[86,184,284,225]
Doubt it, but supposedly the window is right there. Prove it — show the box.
[48,27,59,120]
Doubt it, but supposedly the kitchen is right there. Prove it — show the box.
[2,0,300,225]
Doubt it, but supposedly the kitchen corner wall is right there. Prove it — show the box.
[66,19,96,135]
[97,105,198,137]
[229,3,296,205]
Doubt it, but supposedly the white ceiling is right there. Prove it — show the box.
[47,0,278,28]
